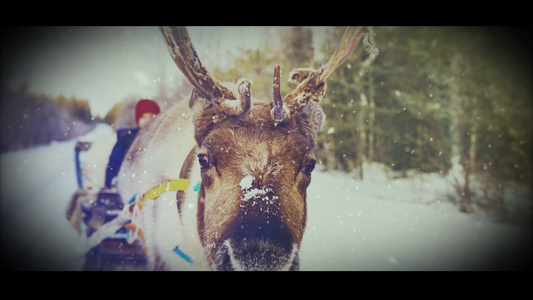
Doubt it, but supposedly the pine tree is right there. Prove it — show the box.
[285,27,314,68]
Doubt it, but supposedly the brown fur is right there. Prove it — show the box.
[191,94,324,270]
[119,93,324,270]
[118,83,325,270]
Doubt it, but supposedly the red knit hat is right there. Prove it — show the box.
[135,99,160,125]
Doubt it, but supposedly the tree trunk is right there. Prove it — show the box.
[355,92,367,180]
[461,130,476,214]
[322,139,337,172]
[367,70,375,163]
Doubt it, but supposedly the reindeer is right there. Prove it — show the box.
[117,26,376,271]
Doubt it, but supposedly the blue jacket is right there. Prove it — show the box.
[105,128,139,188]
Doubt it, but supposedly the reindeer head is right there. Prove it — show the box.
[160,26,374,270]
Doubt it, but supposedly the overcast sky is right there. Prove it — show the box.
[2,26,329,117]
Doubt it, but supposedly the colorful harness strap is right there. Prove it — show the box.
[127,179,200,265]
[137,178,190,209]
[173,246,194,264]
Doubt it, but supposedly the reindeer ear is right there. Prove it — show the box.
[189,89,227,146]
[299,101,326,133]
[189,88,211,115]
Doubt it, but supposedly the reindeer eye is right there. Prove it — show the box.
[198,154,210,170]
[304,159,316,175]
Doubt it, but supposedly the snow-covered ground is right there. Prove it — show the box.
[301,164,532,271]
[1,124,531,270]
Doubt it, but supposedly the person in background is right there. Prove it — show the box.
[104,99,160,189]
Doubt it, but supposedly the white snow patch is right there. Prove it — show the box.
[299,163,532,271]
[241,188,269,202]
[239,174,254,190]
[239,174,277,202]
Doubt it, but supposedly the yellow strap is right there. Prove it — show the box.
[137,178,190,209]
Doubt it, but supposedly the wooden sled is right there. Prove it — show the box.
[66,141,147,270]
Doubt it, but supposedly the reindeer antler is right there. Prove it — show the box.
[272,26,377,126]
[272,65,290,126]
[160,26,251,116]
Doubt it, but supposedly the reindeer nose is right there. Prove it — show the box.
[233,217,292,247]
[233,186,293,250]
[224,217,295,271]
[215,174,297,270]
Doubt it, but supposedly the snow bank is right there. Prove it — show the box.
[300,164,532,271]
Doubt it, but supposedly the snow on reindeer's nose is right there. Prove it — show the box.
[238,174,280,204]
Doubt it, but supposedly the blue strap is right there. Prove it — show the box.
[171,182,201,264]
[128,193,138,204]
[173,246,194,264]
[193,181,201,192]
[75,148,83,188]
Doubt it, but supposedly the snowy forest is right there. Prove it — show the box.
[0,26,531,270]
[0,87,95,152]
[199,26,532,223]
